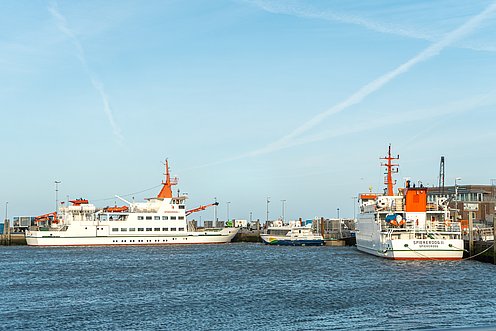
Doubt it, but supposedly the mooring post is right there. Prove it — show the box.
[320,217,325,239]
[493,220,496,265]
[468,213,473,257]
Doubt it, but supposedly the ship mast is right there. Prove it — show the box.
[157,159,178,199]
[380,144,399,196]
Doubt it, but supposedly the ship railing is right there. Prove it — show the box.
[426,203,441,211]
[463,227,494,241]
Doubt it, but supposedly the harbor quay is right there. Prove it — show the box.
[1,147,494,261]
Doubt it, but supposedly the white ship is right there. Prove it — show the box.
[355,146,464,260]
[26,161,238,246]
[261,220,324,246]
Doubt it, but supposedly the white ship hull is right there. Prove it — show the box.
[27,160,239,247]
[356,238,464,260]
[26,227,238,246]
[356,204,464,260]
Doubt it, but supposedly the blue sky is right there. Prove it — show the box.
[1,0,495,222]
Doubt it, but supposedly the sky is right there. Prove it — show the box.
[1,0,496,222]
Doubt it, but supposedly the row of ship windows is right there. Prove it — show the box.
[111,227,185,232]
[112,238,185,243]
[137,216,184,220]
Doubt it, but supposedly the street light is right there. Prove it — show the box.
[454,177,462,222]
[352,196,357,220]
[214,197,218,227]
[227,201,231,226]
[337,208,340,219]
[266,197,270,225]
[55,181,61,212]
[281,200,286,222]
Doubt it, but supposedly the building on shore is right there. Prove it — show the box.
[427,185,496,226]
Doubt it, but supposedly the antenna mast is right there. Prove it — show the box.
[380,144,399,196]
[157,159,178,199]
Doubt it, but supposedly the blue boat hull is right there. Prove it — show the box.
[265,239,324,246]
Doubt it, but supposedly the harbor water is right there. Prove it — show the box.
[1,244,495,330]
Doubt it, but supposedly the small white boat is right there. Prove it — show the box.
[261,220,324,246]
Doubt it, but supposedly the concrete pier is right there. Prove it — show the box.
[0,233,26,246]
[232,229,262,243]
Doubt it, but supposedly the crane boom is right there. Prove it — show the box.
[186,202,219,216]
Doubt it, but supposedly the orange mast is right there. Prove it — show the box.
[157,159,177,199]
[380,144,399,196]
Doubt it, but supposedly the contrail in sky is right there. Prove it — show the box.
[189,1,496,170]
[247,0,496,53]
[248,1,496,156]
[48,2,124,144]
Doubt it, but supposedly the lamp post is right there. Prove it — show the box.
[454,177,463,245]
[55,181,61,212]
[352,196,357,220]
[266,197,270,225]
[454,177,462,221]
[214,197,218,227]
[227,201,231,226]
[281,200,286,222]
[337,208,340,219]
[4,201,9,239]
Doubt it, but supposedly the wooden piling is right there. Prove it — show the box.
[493,224,496,265]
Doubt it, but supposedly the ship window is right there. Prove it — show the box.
[154,228,160,231]
[138,216,144,220]
[178,216,184,220]
[154,216,160,220]
[171,216,177,220]
[162,216,168,220]
[178,227,184,231]
[112,228,118,232]
[171,227,177,231]
[162,228,168,231]
[129,228,136,231]
[179,205,185,209]
[121,228,127,232]
[146,216,152,220]
[146,228,152,231]
[138,228,144,232]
